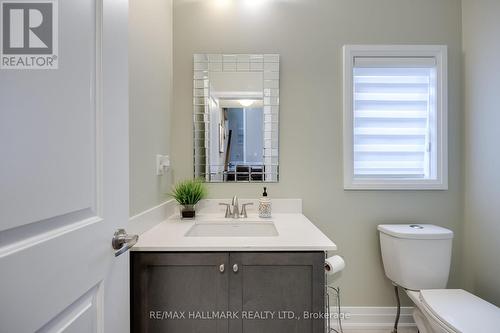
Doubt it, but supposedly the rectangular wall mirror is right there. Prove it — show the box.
[193,54,280,182]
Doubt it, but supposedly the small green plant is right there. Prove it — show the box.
[169,178,207,206]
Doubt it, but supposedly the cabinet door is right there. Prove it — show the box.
[131,252,229,333]
[229,252,325,333]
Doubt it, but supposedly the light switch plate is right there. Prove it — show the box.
[156,154,170,176]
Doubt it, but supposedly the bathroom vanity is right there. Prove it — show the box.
[130,199,336,333]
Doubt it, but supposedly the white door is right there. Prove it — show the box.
[0,0,130,332]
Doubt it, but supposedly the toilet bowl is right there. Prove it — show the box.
[378,224,500,333]
[407,289,500,333]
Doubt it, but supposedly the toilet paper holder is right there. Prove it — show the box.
[325,255,345,276]
[324,255,346,333]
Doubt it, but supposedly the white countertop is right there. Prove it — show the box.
[132,213,337,252]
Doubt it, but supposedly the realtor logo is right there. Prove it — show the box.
[1,0,58,69]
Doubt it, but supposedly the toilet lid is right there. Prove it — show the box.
[420,289,500,333]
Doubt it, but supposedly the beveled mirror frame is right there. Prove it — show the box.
[193,54,280,182]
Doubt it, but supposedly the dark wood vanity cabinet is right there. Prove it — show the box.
[131,252,325,333]
[228,252,325,333]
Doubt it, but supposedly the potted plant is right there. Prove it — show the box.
[169,178,207,219]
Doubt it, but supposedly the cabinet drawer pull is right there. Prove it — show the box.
[232,264,239,272]
[219,264,225,273]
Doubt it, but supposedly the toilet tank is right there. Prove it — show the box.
[378,224,453,290]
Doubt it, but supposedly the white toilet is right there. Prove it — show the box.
[378,224,500,333]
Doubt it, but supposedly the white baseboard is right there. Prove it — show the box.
[128,200,176,235]
[329,306,417,333]
[342,328,417,333]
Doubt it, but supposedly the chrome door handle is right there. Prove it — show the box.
[112,229,139,257]
[233,264,239,272]
[219,264,225,273]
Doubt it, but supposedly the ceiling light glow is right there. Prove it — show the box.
[214,0,231,9]
[243,0,266,9]
[239,99,254,107]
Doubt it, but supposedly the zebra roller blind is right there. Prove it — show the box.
[352,57,437,178]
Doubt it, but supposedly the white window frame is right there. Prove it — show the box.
[343,45,448,190]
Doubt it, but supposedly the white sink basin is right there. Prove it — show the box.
[185,220,278,237]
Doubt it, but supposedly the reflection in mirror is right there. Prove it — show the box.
[193,54,279,182]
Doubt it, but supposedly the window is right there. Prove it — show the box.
[343,45,448,190]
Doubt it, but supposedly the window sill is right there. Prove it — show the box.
[344,180,448,191]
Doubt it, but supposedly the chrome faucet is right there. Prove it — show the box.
[231,196,240,218]
[219,196,254,219]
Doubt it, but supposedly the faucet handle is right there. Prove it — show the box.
[219,203,232,218]
[239,202,254,218]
